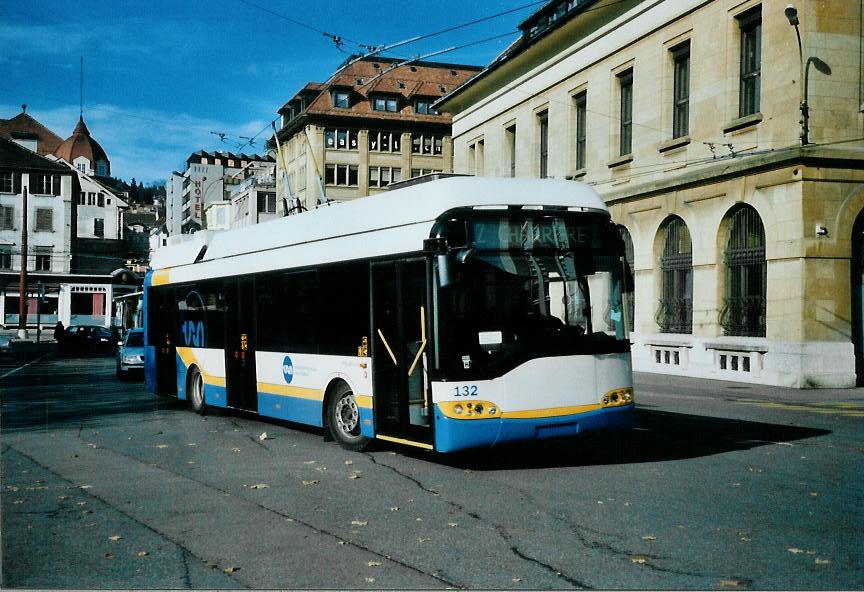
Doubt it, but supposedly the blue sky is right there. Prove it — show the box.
[0,0,542,184]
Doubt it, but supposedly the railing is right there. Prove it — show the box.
[719,295,766,337]
[655,297,692,334]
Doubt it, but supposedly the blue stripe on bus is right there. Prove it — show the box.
[258,392,323,427]
[433,404,634,453]
[175,351,188,401]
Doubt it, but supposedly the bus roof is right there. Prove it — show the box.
[149,177,607,282]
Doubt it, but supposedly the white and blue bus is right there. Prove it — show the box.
[144,176,634,453]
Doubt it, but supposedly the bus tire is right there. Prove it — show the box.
[327,383,370,451]
[188,367,207,415]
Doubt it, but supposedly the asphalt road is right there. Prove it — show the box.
[2,352,863,589]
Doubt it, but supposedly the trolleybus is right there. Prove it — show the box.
[144,176,634,452]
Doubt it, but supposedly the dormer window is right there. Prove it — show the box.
[332,90,350,109]
[372,97,399,112]
[415,100,437,115]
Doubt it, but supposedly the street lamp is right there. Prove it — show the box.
[785,4,832,145]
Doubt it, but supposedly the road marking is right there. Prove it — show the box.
[0,353,50,379]
[734,399,864,417]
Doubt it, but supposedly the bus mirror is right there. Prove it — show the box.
[437,254,452,288]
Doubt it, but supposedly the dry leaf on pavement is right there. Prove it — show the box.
[630,555,648,565]
[249,483,269,489]
[302,480,319,486]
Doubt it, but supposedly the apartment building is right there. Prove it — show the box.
[273,56,482,209]
[437,0,864,387]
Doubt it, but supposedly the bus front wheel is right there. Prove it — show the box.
[327,383,370,451]
[188,367,206,415]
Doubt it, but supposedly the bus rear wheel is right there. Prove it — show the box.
[188,367,206,415]
[327,384,370,451]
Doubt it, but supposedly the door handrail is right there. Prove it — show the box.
[376,329,398,366]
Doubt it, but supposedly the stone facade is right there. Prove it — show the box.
[438,0,864,387]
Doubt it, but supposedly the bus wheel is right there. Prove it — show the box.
[189,367,206,415]
[328,384,370,451]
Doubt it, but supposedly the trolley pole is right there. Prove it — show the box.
[17,186,28,341]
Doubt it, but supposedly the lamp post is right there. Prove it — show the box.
[785,4,832,145]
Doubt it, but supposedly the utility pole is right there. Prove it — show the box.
[17,186,28,340]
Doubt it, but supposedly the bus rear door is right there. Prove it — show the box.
[225,279,258,411]
[371,259,433,447]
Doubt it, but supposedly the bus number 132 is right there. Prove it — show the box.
[453,385,479,397]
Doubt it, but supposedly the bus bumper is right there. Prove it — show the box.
[433,404,634,453]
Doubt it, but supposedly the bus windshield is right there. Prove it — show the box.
[434,211,632,378]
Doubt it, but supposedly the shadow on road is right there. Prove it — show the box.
[430,408,831,471]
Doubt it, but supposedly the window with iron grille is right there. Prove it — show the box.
[671,41,690,138]
[618,225,635,331]
[35,208,53,232]
[574,92,587,170]
[618,69,633,156]
[657,216,692,333]
[738,7,761,117]
[538,110,549,178]
[720,205,766,337]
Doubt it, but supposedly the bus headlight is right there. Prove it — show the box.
[454,404,464,415]
[600,388,634,408]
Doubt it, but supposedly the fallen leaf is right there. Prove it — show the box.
[349,474,360,480]
[303,461,317,465]
[365,577,376,583]
[12,500,23,505]
[315,467,327,472]
[109,535,122,541]
[512,577,523,583]
[231,447,241,453]
[77,502,87,506]
[258,432,268,441]
[419,537,430,543]
[368,561,382,567]
[302,480,319,486]
[155,444,169,449]
[338,541,347,545]
[79,485,92,490]
[809,492,819,497]
[740,536,752,542]
[630,555,648,565]
[815,558,831,565]
[223,566,240,574]
[104,553,116,560]
[187,442,197,447]
[137,551,149,557]
[344,460,353,465]
[641,535,656,541]
[720,580,745,587]
[623,501,632,507]
[58,496,68,500]
[249,483,269,489]
[6,486,19,492]
[748,467,763,473]
[351,520,368,526]
[787,548,806,554]
[448,522,458,527]
[390,507,400,512]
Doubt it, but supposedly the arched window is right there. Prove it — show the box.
[657,216,692,333]
[618,225,635,331]
[720,205,766,337]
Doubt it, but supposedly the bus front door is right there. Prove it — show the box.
[225,280,258,412]
[371,260,432,446]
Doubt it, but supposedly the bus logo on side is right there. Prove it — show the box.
[182,320,205,347]
[283,356,294,384]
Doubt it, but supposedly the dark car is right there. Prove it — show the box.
[116,328,145,379]
[62,325,114,352]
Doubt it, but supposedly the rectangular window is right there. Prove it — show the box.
[410,168,442,178]
[94,218,104,237]
[325,129,359,151]
[738,7,761,117]
[538,110,549,178]
[333,91,350,109]
[0,206,13,230]
[88,192,97,205]
[257,192,277,213]
[574,92,587,170]
[324,164,359,186]
[35,208,53,232]
[468,140,485,175]
[368,131,401,153]
[369,166,401,188]
[672,42,690,138]
[618,69,634,156]
[415,100,437,115]
[372,97,399,112]
[411,134,442,155]
[505,125,516,177]
[97,192,105,207]
[30,174,60,195]
[0,247,11,270]
[35,251,51,271]
[0,172,12,193]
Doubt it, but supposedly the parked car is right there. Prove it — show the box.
[61,325,115,352]
[116,328,144,379]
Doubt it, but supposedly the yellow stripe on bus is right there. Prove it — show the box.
[257,383,323,401]
[375,434,434,450]
[176,347,226,387]
[151,269,171,286]
[502,403,602,419]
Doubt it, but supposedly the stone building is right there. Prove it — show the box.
[437,0,864,387]
[273,56,482,209]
